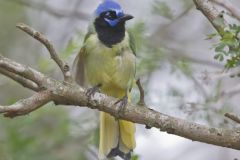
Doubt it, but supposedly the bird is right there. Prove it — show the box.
[73,0,136,159]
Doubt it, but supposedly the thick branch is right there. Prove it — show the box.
[1,54,240,150]
[193,0,226,34]
[16,23,72,82]
[56,83,240,150]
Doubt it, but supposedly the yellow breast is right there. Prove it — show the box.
[84,32,136,96]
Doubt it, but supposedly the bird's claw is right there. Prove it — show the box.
[86,84,102,99]
[115,95,128,119]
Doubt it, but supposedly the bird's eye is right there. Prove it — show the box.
[104,11,117,20]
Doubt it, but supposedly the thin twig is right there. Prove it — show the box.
[151,4,194,44]
[225,113,240,124]
[136,79,146,106]
[167,47,223,68]
[221,83,240,98]
[0,68,41,92]
[0,55,45,85]
[16,23,73,82]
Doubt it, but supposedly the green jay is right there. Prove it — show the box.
[74,0,136,159]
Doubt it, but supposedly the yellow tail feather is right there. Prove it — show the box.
[99,89,135,160]
[119,120,136,150]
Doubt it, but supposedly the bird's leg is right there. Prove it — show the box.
[86,84,102,99]
[123,152,131,160]
[115,95,128,119]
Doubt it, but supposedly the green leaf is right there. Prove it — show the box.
[38,57,54,72]
[222,31,235,39]
[131,154,140,160]
[206,33,217,40]
[60,32,83,60]
[214,54,224,61]
[215,44,225,52]
[210,23,240,68]
[128,21,146,52]
[177,59,192,75]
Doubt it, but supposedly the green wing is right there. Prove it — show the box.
[73,27,95,86]
[73,47,85,86]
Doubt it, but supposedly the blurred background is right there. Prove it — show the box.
[0,0,240,159]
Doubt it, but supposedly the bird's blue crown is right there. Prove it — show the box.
[95,0,124,17]
[95,0,124,26]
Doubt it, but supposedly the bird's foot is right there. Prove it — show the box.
[115,95,128,119]
[86,84,102,99]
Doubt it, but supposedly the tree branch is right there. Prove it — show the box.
[211,0,240,21]
[221,83,240,98]
[225,113,240,124]
[0,91,52,118]
[193,0,226,34]
[0,54,45,85]
[0,68,40,92]
[1,56,240,149]
[136,79,146,106]
[1,23,240,151]
[16,23,72,82]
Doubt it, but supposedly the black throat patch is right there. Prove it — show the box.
[94,17,126,48]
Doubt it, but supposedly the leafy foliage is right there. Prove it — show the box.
[176,59,192,75]
[0,104,98,160]
[209,24,240,69]
[131,154,140,160]
[152,0,173,19]
[60,32,84,60]
[129,22,165,77]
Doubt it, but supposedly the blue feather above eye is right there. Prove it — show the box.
[104,18,119,27]
[95,0,123,17]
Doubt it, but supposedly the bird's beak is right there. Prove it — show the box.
[119,14,134,22]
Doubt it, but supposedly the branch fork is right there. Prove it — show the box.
[16,23,73,82]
